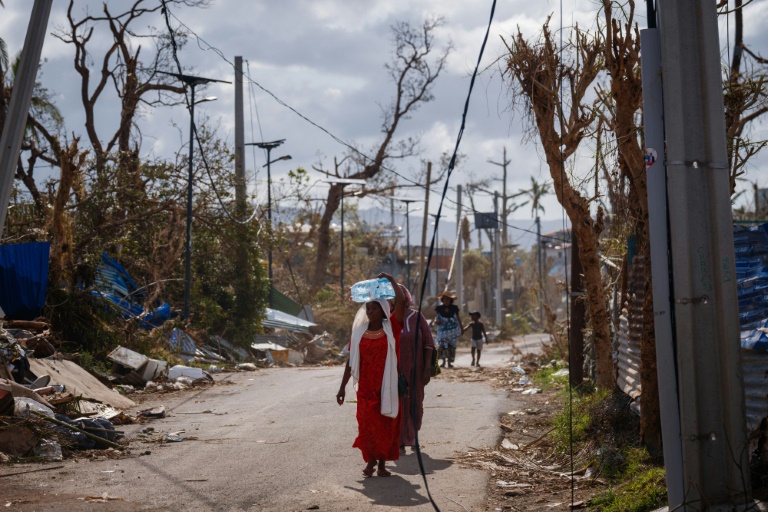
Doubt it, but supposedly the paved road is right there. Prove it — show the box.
[2,363,518,511]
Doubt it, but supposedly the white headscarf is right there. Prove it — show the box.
[348,298,399,418]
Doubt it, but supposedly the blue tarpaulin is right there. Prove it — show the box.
[92,253,172,329]
[0,242,51,320]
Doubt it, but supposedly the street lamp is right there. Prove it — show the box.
[245,140,289,308]
[163,71,230,320]
[392,197,423,292]
[324,178,366,301]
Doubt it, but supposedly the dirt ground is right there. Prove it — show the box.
[437,336,601,512]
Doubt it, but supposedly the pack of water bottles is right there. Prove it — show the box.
[349,278,396,303]
[735,223,768,350]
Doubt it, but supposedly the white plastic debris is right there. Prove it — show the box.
[521,388,542,395]
[167,365,205,380]
[511,366,526,375]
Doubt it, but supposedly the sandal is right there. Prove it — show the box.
[377,468,391,477]
[362,466,375,478]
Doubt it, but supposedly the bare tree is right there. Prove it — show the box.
[310,18,451,293]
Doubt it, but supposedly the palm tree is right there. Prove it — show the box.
[521,176,551,326]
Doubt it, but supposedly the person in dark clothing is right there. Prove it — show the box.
[463,311,488,366]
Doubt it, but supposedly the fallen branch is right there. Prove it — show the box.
[0,465,65,478]
[31,412,123,450]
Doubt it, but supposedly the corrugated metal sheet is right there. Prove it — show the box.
[742,349,768,431]
[615,257,645,402]
[270,287,303,317]
[262,308,316,333]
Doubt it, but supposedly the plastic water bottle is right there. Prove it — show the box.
[349,278,396,303]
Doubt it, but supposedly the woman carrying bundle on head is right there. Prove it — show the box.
[336,273,405,477]
[433,290,463,368]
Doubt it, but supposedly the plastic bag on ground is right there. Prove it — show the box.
[14,397,54,418]
[32,438,62,461]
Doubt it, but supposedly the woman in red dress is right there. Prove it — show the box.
[337,273,405,477]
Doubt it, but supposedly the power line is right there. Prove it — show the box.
[161,8,570,243]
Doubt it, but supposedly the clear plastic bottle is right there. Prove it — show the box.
[349,278,396,303]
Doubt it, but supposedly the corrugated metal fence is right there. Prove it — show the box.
[615,256,768,432]
[615,257,644,404]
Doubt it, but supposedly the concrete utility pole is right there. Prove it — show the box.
[456,185,464,312]
[488,147,511,246]
[536,216,543,326]
[0,0,53,237]
[494,191,502,326]
[234,57,246,213]
[419,162,432,303]
[659,1,749,507]
[640,13,684,509]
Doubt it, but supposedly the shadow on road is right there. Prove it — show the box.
[392,451,453,475]
[344,452,453,507]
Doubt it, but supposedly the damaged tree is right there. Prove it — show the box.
[503,20,616,389]
[310,18,451,294]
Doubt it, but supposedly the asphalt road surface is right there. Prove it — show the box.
[1,347,524,512]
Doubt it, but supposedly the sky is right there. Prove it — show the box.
[2,0,768,248]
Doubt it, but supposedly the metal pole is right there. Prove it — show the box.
[340,185,345,302]
[406,204,411,291]
[494,191,502,326]
[234,56,245,212]
[183,84,196,320]
[536,216,543,326]
[0,0,53,237]
[659,1,749,506]
[266,146,273,289]
[419,162,432,303]
[457,185,464,312]
[641,24,684,510]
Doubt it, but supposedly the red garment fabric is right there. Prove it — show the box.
[352,315,402,463]
[399,310,435,448]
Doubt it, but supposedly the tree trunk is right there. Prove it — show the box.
[312,184,342,292]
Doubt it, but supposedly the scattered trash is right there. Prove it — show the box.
[501,439,519,450]
[207,365,223,374]
[163,432,184,443]
[32,438,62,461]
[13,397,54,418]
[507,410,526,416]
[552,368,569,377]
[168,365,205,381]
[82,492,126,503]
[496,481,533,488]
[235,363,257,372]
[521,388,542,395]
[518,376,532,386]
[140,405,166,418]
[511,366,526,375]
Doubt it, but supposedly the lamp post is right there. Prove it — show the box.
[245,140,289,308]
[429,212,442,294]
[325,178,366,301]
[163,71,230,320]
[392,197,423,292]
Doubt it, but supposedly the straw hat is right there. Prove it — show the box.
[437,290,457,301]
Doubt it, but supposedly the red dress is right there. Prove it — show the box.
[352,315,402,462]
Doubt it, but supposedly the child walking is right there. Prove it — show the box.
[464,312,488,367]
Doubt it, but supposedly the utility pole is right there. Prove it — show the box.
[641,13,684,509]
[536,216,543,326]
[0,0,53,237]
[494,192,502,326]
[234,56,245,213]
[456,185,464,312]
[419,162,432,303]
[488,147,511,246]
[659,1,749,507]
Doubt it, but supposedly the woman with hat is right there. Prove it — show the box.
[336,272,405,477]
[434,291,463,368]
